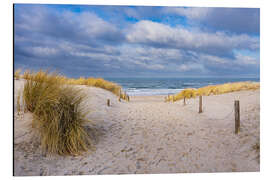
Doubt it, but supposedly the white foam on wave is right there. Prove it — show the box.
[124,88,183,96]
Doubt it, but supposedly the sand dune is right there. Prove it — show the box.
[14,80,260,175]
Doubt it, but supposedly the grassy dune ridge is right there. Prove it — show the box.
[166,81,260,102]
[15,69,129,100]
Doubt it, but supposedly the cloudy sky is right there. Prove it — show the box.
[14,4,260,78]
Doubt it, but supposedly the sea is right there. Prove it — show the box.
[105,77,260,96]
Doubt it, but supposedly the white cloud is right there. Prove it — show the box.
[179,63,205,72]
[78,12,119,38]
[133,60,164,70]
[197,53,259,68]
[199,54,228,65]
[133,46,183,61]
[235,54,258,65]
[16,6,124,46]
[32,47,58,56]
[163,7,210,20]
[126,20,259,56]
[147,64,165,70]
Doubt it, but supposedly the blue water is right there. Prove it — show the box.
[105,77,260,96]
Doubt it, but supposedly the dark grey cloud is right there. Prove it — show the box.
[202,8,259,35]
[163,7,260,35]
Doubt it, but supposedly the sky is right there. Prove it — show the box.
[14,4,260,78]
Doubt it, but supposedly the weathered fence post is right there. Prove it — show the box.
[127,95,130,102]
[118,89,121,102]
[124,91,127,101]
[183,97,186,106]
[235,100,240,134]
[107,99,110,107]
[199,96,202,113]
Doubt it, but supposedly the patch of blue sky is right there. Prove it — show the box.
[47,4,83,13]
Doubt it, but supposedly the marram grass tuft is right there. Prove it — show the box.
[14,69,21,80]
[16,90,22,114]
[22,70,92,155]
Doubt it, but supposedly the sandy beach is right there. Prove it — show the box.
[14,80,260,175]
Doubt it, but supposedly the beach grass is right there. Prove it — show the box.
[22,70,32,80]
[66,77,122,97]
[14,69,21,80]
[16,69,128,101]
[16,90,21,113]
[22,70,92,155]
[167,82,260,102]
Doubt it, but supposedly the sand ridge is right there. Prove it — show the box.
[14,80,260,175]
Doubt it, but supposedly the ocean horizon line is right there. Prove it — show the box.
[108,77,260,96]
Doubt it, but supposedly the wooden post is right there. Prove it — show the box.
[199,96,202,113]
[235,100,240,134]
[127,95,130,102]
[119,89,121,102]
[183,97,186,105]
[107,99,110,107]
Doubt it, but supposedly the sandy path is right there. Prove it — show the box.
[14,80,260,175]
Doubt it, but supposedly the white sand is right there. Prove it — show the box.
[14,80,260,175]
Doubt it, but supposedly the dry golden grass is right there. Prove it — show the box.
[18,69,128,101]
[14,69,21,80]
[16,91,21,114]
[167,82,260,102]
[22,70,92,155]
[22,70,32,80]
[66,77,123,98]
[16,69,128,101]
